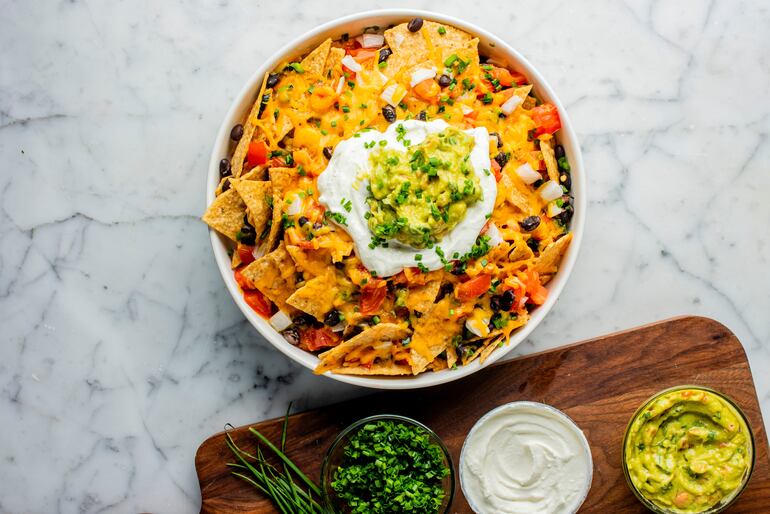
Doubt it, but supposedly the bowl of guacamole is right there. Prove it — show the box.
[622,386,754,513]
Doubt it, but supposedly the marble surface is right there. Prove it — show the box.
[1,0,769,512]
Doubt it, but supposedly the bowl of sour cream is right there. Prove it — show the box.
[459,401,593,514]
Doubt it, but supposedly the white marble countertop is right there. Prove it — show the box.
[2,0,768,512]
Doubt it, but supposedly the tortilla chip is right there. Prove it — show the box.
[286,245,331,277]
[239,167,266,181]
[324,47,345,79]
[262,193,283,252]
[383,22,473,75]
[286,270,337,321]
[539,138,560,183]
[233,179,272,235]
[406,279,442,313]
[332,363,412,376]
[202,188,246,241]
[409,297,463,374]
[315,323,410,374]
[479,337,502,364]
[508,238,535,263]
[231,74,269,178]
[231,248,242,269]
[446,344,458,369]
[534,232,573,275]
[269,167,297,198]
[429,357,448,372]
[300,38,332,78]
[241,242,297,313]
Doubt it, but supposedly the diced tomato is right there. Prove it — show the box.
[234,267,253,290]
[455,274,492,302]
[301,327,340,352]
[531,104,561,136]
[237,245,256,266]
[349,48,377,61]
[413,78,440,102]
[247,141,268,167]
[525,270,548,305]
[243,289,272,317]
[360,279,387,315]
[490,158,502,181]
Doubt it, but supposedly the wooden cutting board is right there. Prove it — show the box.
[196,316,770,512]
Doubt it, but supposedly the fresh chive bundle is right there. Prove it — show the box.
[225,405,323,514]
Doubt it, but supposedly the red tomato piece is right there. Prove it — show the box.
[246,141,268,167]
[455,274,492,302]
[349,48,377,62]
[301,327,340,352]
[360,279,387,315]
[243,289,272,318]
[490,158,502,181]
[525,270,549,305]
[531,104,561,136]
[237,245,256,266]
[234,267,253,290]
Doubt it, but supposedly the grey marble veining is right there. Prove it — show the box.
[1,0,769,512]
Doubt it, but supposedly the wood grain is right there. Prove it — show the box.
[196,316,770,513]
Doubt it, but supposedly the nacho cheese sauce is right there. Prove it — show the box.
[317,119,495,277]
[461,402,591,514]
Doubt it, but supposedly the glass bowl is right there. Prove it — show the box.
[321,414,455,513]
[622,385,755,514]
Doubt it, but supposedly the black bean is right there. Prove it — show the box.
[239,228,256,245]
[490,295,501,311]
[294,313,315,327]
[382,104,397,123]
[532,178,544,188]
[489,132,503,148]
[378,48,392,64]
[334,261,345,270]
[323,146,333,160]
[221,178,231,192]
[219,158,231,178]
[266,73,280,89]
[437,283,454,301]
[500,290,515,311]
[417,110,427,121]
[407,17,423,32]
[555,144,565,159]
[526,237,539,253]
[298,216,308,227]
[438,74,452,87]
[519,216,541,232]
[494,152,509,169]
[282,326,300,346]
[560,173,572,191]
[313,222,323,230]
[230,124,244,141]
[324,309,341,326]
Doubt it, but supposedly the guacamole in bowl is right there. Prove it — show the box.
[622,386,754,513]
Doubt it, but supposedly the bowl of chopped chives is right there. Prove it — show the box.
[321,414,455,513]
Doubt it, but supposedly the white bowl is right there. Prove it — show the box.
[207,9,585,389]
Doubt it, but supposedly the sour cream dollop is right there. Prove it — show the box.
[317,120,495,277]
[460,402,593,514]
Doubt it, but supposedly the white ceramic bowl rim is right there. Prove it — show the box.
[458,401,594,514]
[207,9,586,390]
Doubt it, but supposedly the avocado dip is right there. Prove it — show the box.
[624,387,753,512]
[366,126,482,249]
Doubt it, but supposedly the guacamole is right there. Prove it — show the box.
[366,126,482,249]
[624,388,752,512]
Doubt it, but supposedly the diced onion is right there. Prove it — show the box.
[460,104,474,115]
[547,201,564,217]
[285,194,302,216]
[515,162,541,185]
[410,67,437,88]
[341,55,362,73]
[335,77,345,94]
[251,246,266,260]
[356,33,385,48]
[269,310,292,331]
[485,222,504,247]
[465,316,490,338]
[539,180,563,202]
[500,94,522,115]
[331,322,346,333]
[380,83,405,106]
